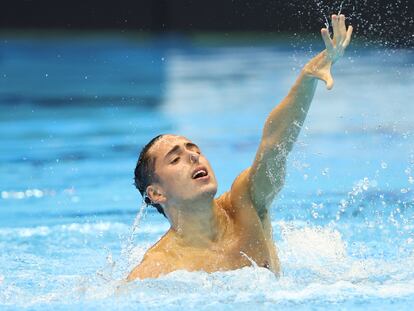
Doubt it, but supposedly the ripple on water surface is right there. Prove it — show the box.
[1,34,414,310]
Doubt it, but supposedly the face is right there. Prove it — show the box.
[147,135,218,207]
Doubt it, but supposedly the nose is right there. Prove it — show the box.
[189,152,199,163]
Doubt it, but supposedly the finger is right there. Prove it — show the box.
[321,28,334,52]
[332,14,340,44]
[339,14,346,43]
[342,25,353,48]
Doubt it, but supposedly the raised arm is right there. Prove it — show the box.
[238,14,353,220]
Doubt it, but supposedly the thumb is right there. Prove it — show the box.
[321,62,334,90]
[325,73,334,90]
[320,63,334,90]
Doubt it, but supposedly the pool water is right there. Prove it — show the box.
[1,35,413,310]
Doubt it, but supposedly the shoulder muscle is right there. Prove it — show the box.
[127,251,172,281]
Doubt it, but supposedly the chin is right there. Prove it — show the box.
[191,183,217,202]
[201,183,218,199]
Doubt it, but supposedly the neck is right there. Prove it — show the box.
[167,198,222,247]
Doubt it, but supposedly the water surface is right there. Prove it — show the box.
[1,35,413,310]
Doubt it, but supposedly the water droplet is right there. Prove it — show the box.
[381,161,388,169]
[362,177,370,191]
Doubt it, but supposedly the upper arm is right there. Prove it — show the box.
[249,138,287,216]
[226,138,286,222]
[226,164,281,223]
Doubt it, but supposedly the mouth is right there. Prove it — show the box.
[191,166,209,180]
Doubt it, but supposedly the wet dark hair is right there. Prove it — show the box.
[134,134,167,218]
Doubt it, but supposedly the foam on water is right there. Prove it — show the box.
[1,26,413,309]
[1,172,414,309]
[1,217,414,309]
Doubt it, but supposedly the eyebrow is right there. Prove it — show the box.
[165,145,181,159]
[185,142,199,151]
[164,142,200,159]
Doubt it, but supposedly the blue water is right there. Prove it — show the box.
[1,35,414,310]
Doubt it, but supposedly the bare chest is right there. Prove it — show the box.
[171,225,275,272]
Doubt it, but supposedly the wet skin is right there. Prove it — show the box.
[128,135,280,280]
[128,14,353,280]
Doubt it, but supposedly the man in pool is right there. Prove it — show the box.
[128,14,353,280]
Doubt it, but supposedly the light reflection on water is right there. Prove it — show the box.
[0,36,413,309]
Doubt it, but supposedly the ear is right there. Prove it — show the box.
[146,185,167,205]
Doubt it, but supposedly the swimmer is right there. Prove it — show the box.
[128,14,353,280]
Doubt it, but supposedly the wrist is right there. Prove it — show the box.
[300,68,317,81]
[302,50,331,77]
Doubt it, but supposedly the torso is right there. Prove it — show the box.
[136,192,280,278]
[128,168,281,280]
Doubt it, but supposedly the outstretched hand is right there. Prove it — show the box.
[303,14,353,90]
[322,14,353,63]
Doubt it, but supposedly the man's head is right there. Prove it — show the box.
[134,134,218,218]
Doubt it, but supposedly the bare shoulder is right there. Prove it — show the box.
[215,168,256,218]
[127,251,171,280]
[216,168,274,235]
[127,232,176,281]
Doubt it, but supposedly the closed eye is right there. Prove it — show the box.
[170,157,180,164]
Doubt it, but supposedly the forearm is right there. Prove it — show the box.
[248,64,319,214]
[262,65,319,153]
